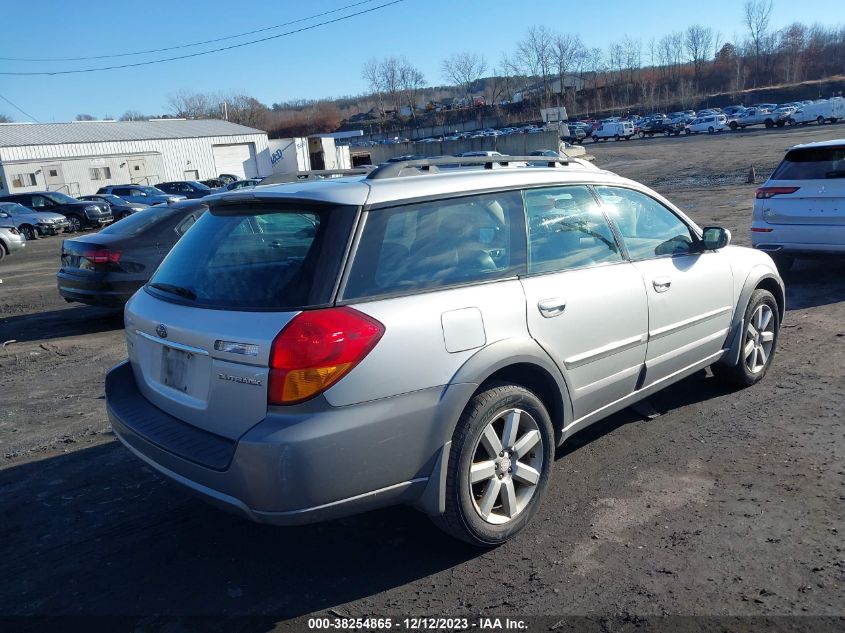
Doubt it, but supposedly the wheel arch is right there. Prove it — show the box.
[720,267,785,368]
[414,339,573,516]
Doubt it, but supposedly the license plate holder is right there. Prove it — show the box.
[161,346,191,393]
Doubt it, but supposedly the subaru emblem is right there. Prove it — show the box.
[155,324,168,339]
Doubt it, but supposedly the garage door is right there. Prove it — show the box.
[212,143,257,179]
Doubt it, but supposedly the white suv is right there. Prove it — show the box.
[686,114,728,134]
[752,139,845,270]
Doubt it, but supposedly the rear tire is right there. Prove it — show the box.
[712,289,780,387]
[708,126,715,133]
[0,243,6,262]
[431,382,554,547]
[817,116,825,125]
[729,121,738,130]
[614,134,620,141]
[764,119,774,128]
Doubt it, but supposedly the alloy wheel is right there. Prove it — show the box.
[468,408,544,525]
[744,304,775,374]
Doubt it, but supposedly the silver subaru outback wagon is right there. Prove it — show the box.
[105,156,785,546]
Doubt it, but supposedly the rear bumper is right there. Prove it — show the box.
[106,361,467,525]
[56,271,143,306]
[751,222,845,253]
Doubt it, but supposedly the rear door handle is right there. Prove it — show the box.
[538,297,567,318]
[652,277,672,292]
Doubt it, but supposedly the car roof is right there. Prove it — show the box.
[208,163,632,208]
[788,138,845,151]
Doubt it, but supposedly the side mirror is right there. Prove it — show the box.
[701,226,731,250]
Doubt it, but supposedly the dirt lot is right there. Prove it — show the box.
[1,124,843,630]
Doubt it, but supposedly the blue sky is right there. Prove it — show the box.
[0,0,840,122]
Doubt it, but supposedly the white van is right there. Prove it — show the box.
[591,121,635,141]
[788,98,845,125]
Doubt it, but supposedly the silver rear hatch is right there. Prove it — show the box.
[123,196,361,440]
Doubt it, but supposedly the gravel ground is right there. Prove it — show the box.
[0,123,843,631]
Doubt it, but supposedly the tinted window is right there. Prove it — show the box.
[523,186,622,274]
[148,203,356,310]
[99,205,179,236]
[343,191,524,300]
[770,147,845,180]
[595,186,696,259]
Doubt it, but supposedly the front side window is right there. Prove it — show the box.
[523,185,622,274]
[595,186,696,260]
[343,191,524,300]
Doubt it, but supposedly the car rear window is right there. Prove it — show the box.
[147,202,356,310]
[770,147,845,180]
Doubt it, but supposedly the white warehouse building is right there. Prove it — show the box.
[0,119,272,197]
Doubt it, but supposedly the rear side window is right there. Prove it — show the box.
[343,191,524,300]
[148,202,356,310]
[770,147,845,180]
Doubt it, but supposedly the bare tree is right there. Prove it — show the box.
[686,25,714,83]
[516,26,554,105]
[398,58,425,119]
[744,0,774,85]
[74,113,95,121]
[361,57,386,118]
[218,93,269,128]
[0,114,13,123]
[441,52,488,101]
[167,91,214,119]
[551,33,585,105]
[119,110,146,121]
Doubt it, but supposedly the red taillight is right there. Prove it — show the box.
[83,249,121,264]
[268,307,385,405]
[756,186,799,199]
[751,227,774,232]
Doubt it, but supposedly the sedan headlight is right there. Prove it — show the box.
[84,205,101,213]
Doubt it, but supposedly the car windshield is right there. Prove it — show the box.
[45,192,77,204]
[140,187,166,196]
[771,146,845,180]
[190,181,212,191]
[0,202,30,215]
[99,205,177,236]
[99,194,124,205]
[147,202,357,310]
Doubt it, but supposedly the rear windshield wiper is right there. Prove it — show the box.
[824,170,845,179]
[148,282,197,301]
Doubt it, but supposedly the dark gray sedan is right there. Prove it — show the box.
[57,200,207,308]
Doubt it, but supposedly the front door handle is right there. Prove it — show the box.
[538,297,567,318]
[652,277,672,292]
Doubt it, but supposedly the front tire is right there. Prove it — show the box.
[432,382,554,547]
[66,215,83,232]
[713,289,780,387]
[20,224,37,240]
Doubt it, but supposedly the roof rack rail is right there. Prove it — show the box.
[259,167,375,185]
[366,154,569,180]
